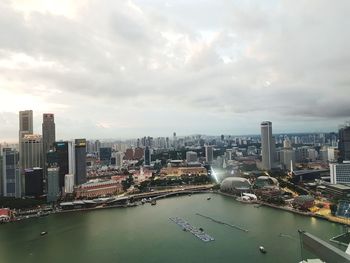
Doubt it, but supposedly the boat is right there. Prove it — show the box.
[40,231,48,236]
[259,246,267,254]
[207,197,211,200]
[151,199,156,205]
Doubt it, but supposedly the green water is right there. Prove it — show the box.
[0,194,344,263]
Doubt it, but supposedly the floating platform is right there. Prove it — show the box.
[196,213,248,232]
[169,217,214,242]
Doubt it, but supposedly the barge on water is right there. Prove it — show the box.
[169,217,214,242]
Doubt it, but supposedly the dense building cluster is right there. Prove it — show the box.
[1,111,350,223]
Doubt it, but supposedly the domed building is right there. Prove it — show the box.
[254,176,279,189]
[220,177,251,194]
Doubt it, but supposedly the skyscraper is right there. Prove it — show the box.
[173,132,177,148]
[0,154,3,196]
[19,110,33,197]
[19,110,33,140]
[64,174,74,194]
[47,167,59,202]
[75,139,87,185]
[116,152,124,167]
[54,141,75,190]
[281,138,295,171]
[261,121,275,170]
[99,147,112,165]
[205,146,214,164]
[144,146,151,166]
[20,134,43,195]
[339,124,350,162]
[24,168,43,197]
[42,113,56,154]
[20,134,43,169]
[42,114,56,177]
[2,148,20,197]
[186,151,198,163]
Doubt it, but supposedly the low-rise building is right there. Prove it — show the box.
[132,168,152,185]
[75,179,123,198]
[323,184,350,199]
[293,195,315,210]
[160,167,207,177]
[0,208,11,222]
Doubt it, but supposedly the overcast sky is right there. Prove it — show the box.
[0,0,349,141]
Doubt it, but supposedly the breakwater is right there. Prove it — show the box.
[196,213,249,232]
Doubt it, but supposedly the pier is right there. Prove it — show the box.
[196,213,249,233]
[169,217,215,242]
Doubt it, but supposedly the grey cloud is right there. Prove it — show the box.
[0,0,349,140]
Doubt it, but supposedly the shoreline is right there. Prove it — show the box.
[3,190,349,227]
[217,191,350,227]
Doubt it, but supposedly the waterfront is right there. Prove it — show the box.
[0,193,345,263]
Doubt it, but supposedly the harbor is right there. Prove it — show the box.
[169,217,215,242]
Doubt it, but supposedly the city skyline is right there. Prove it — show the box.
[0,110,346,143]
[0,1,349,140]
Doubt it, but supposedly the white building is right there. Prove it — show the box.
[328,147,336,162]
[64,174,74,194]
[260,121,276,170]
[116,152,124,167]
[330,162,350,184]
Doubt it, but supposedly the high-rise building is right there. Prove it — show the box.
[0,155,2,196]
[20,134,43,195]
[319,146,329,162]
[19,110,33,196]
[330,162,350,184]
[205,146,214,164]
[47,167,60,202]
[186,151,198,163]
[125,148,134,160]
[307,148,318,161]
[24,168,43,197]
[226,149,233,160]
[42,113,55,154]
[144,146,151,166]
[95,140,101,155]
[173,132,177,148]
[116,152,124,167]
[75,139,87,185]
[339,124,350,162]
[165,137,170,149]
[64,174,74,194]
[2,148,20,197]
[54,141,75,190]
[134,147,144,160]
[99,147,112,165]
[20,134,43,169]
[19,110,33,140]
[280,138,295,170]
[42,114,55,179]
[328,147,337,162]
[260,121,276,170]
